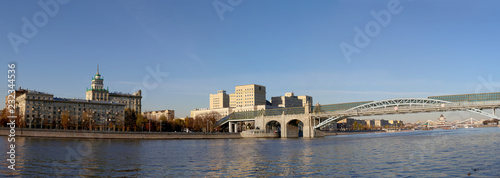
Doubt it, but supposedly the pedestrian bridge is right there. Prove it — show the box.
[312,98,500,129]
[216,95,500,138]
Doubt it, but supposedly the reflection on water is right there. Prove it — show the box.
[1,128,500,177]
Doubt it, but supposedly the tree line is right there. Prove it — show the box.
[0,107,224,133]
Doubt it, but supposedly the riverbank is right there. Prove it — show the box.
[0,128,242,139]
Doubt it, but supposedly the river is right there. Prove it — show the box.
[1,127,499,177]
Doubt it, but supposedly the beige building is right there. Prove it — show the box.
[16,90,125,128]
[209,90,229,109]
[230,84,266,108]
[85,67,142,114]
[143,110,175,121]
[190,105,273,120]
[194,84,268,120]
[271,92,313,108]
[12,67,142,129]
[389,120,403,126]
[375,119,390,127]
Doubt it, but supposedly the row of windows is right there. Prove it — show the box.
[26,102,120,109]
[27,110,124,119]
[27,96,51,100]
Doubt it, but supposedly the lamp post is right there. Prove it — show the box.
[87,111,93,131]
[57,109,61,129]
[75,106,78,131]
[30,108,34,129]
[40,114,44,129]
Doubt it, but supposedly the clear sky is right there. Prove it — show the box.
[2,0,500,121]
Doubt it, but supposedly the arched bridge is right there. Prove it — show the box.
[313,98,500,129]
[216,96,500,138]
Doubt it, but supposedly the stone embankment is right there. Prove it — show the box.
[0,128,242,139]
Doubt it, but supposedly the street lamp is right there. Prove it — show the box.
[40,114,44,129]
[87,111,94,131]
[57,109,61,129]
[30,107,34,129]
[75,106,78,131]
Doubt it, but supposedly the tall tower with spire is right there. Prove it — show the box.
[85,66,142,114]
[86,65,109,101]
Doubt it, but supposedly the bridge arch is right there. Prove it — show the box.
[286,119,304,138]
[265,120,282,137]
[314,98,499,129]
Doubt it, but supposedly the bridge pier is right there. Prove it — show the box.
[228,121,238,133]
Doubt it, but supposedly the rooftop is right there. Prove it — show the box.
[53,97,125,105]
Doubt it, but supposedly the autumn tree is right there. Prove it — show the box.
[172,118,185,132]
[184,116,194,132]
[0,108,9,127]
[193,112,221,132]
[136,113,147,131]
[61,111,70,130]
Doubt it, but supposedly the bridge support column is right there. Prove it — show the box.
[229,122,234,133]
[234,122,238,133]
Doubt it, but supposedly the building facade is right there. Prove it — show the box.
[230,84,266,108]
[16,90,125,128]
[271,92,313,108]
[193,84,269,120]
[209,90,229,109]
[12,67,141,129]
[85,67,142,114]
[143,110,175,121]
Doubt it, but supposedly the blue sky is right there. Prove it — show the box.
[2,0,500,121]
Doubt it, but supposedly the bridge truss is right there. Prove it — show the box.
[314,98,500,129]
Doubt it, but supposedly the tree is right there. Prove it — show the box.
[136,114,147,131]
[172,119,185,132]
[193,112,221,132]
[81,111,90,130]
[159,115,168,131]
[0,108,9,127]
[61,111,70,130]
[124,108,137,131]
[184,116,194,132]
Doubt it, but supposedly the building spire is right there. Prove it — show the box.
[97,65,99,74]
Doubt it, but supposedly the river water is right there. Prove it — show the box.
[1,127,499,177]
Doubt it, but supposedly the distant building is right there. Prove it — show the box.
[337,118,366,130]
[85,66,142,114]
[271,92,312,108]
[389,120,403,126]
[229,84,266,108]
[191,105,274,120]
[365,119,375,127]
[16,90,125,128]
[209,90,229,109]
[192,84,270,120]
[374,119,390,127]
[11,66,141,128]
[143,110,175,121]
